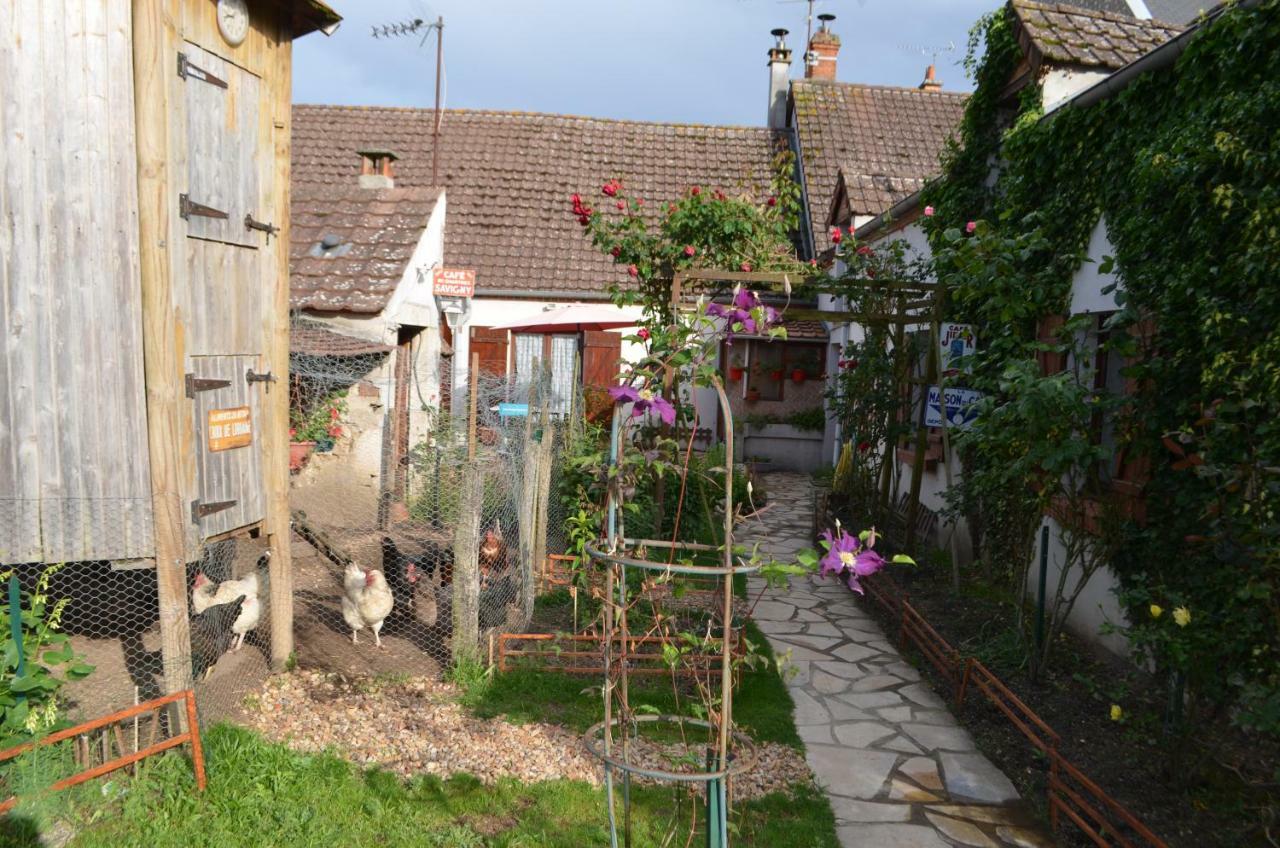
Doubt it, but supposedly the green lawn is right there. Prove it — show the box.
[4,724,836,848]
[3,572,832,846]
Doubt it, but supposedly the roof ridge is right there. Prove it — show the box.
[1011,0,1185,31]
[790,79,970,98]
[291,103,779,133]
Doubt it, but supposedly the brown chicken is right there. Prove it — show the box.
[478,522,510,588]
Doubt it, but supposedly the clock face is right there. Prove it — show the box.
[217,0,250,47]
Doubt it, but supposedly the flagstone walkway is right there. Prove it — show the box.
[742,473,1051,848]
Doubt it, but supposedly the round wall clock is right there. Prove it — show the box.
[217,0,250,47]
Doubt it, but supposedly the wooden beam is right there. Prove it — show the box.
[264,15,294,670]
[133,0,193,700]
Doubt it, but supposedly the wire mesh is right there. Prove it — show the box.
[0,321,578,807]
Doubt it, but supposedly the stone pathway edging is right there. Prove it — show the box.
[741,472,1052,848]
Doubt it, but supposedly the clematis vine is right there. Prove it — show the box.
[706,288,783,342]
[816,525,912,594]
[609,384,677,426]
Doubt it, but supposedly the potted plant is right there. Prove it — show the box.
[768,368,783,381]
[288,430,316,472]
[727,354,745,382]
[791,367,807,383]
[290,391,348,469]
[745,387,761,403]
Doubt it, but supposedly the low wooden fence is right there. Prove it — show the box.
[497,631,743,677]
[861,572,1168,848]
[0,690,205,814]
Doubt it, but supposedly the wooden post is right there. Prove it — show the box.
[264,22,295,670]
[904,314,937,554]
[468,352,479,461]
[451,462,482,666]
[528,419,555,629]
[133,0,193,701]
[517,389,538,629]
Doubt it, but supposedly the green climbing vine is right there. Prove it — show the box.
[919,1,1280,731]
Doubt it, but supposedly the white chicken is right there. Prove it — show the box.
[340,562,394,648]
[191,552,267,652]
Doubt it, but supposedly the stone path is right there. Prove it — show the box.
[742,473,1051,848]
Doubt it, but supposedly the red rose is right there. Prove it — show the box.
[684,245,696,257]
[611,246,621,258]
[616,200,625,210]
[830,228,842,244]
[669,203,677,213]
[850,359,859,368]
[329,425,343,438]
[329,407,340,420]
[858,441,871,453]
[856,245,873,257]
[628,264,639,277]
[766,196,777,207]
[637,328,650,340]
[636,198,644,206]
[690,186,701,196]
[740,262,752,272]
[602,182,618,197]
[809,259,818,267]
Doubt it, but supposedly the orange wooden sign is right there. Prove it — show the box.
[208,406,252,451]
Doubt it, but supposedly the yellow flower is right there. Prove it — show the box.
[1173,607,1191,627]
[1110,704,1123,722]
[1149,604,1163,619]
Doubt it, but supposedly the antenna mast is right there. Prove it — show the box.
[372,16,446,187]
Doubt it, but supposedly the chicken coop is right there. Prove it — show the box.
[0,0,340,720]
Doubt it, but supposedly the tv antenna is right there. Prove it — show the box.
[372,13,446,186]
[899,40,957,68]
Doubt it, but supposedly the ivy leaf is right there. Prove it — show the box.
[891,554,917,566]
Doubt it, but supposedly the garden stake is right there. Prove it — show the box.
[8,575,23,699]
[1036,524,1049,654]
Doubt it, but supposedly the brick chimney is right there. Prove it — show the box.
[805,14,840,81]
[767,28,792,129]
[357,149,398,189]
[919,64,943,91]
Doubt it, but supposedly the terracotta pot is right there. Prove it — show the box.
[769,369,783,381]
[728,367,745,382]
[745,389,761,403]
[791,369,807,383]
[289,441,316,472]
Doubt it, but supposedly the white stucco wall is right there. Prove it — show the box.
[1042,66,1111,113]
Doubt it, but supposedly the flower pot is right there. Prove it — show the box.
[769,369,783,381]
[728,367,744,382]
[745,389,761,403]
[791,369,807,384]
[289,441,316,472]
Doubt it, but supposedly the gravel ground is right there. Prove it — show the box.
[244,671,812,800]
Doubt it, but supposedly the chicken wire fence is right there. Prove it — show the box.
[0,333,578,806]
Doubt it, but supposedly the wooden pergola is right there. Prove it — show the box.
[672,268,960,556]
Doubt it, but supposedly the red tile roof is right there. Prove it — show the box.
[292,106,786,301]
[290,185,441,313]
[290,324,395,356]
[1011,1,1185,72]
[790,81,968,254]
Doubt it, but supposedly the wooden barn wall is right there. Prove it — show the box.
[0,0,153,562]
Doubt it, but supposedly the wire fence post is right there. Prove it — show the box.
[452,460,483,667]
[8,575,24,699]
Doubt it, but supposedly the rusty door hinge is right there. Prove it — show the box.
[185,373,232,398]
[177,53,228,88]
[191,499,237,523]
[179,194,228,221]
[246,369,277,392]
[244,214,279,243]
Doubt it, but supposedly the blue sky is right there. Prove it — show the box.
[293,0,998,126]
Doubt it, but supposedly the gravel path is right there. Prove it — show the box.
[245,670,812,800]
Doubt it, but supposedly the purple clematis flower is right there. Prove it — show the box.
[609,384,676,426]
[710,289,782,342]
[819,526,887,595]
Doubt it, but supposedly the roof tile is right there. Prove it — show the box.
[1011,1,1184,71]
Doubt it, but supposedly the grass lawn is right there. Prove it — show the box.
[2,724,837,848]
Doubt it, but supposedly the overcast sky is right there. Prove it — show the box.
[293,0,998,126]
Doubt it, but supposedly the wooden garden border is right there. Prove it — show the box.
[497,631,743,677]
[0,690,205,814]
[861,573,1168,848]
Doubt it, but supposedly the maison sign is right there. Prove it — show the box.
[207,406,252,451]
[433,268,476,299]
[925,386,983,430]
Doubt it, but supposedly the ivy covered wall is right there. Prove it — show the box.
[917,2,1280,729]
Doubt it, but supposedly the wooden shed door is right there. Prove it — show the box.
[188,356,265,537]
[178,44,267,544]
